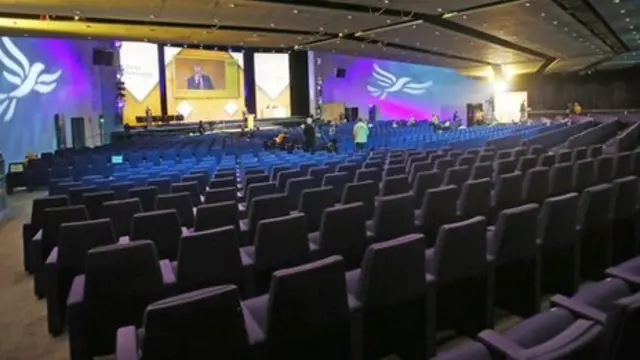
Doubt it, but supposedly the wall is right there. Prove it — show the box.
[0,36,116,163]
[315,52,492,121]
[254,53,291,118]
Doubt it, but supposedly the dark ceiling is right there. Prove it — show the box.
[0,0,636,76]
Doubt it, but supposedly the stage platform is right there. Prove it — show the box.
[111,116,305,142]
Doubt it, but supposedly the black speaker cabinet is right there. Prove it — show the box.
[335,68,346,78]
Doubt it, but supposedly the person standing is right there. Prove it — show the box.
[303,117,316,153]
[353,118,369,152]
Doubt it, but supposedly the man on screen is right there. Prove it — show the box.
[187,64,214,90]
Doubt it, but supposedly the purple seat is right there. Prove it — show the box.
[458,178,491,220]
[611,176,639,264]
[308,166,332,187]
[380,175,410,196]
[102,199,142,238]
[194,201,238,233]
[68,186,98,206]
[556,149,572,164]
[443,166,471,188]
[489,204,541,318]
[594,155,614,184]
[110,181,136,201]
[614,152,633,179]
[157,193,194,229]
[425,216,494,335]
[285,176,314,210]
[572,147,588,163]
[23,195,69,273]
[147,177,171,195]
[523,167,550,204]
[239,182,277,219]
[131,210,183,261]
[298,187,334,233]
[368,193,415,243]
[309,202,368,270]
[341,181,376,220]
[239,193,289,247]
[175,227,248,296]
[115,286,263,360]
[203,186,237,204]
[573,159,595,193]
[491,172,523,224]
[322,172,349,203]
[539,193,580,295]
[470,162,492,181]
[243,256,351,360]
[577,184,614,280]
[67,241,176,360]
[549,163,573,196]
[83,191,115,219]
[241,213,310,295]
[171,182,201,206]
[411,170,442,209]
[208,177,235,190]
[346,234,432,359]
[415,185,458,248]
[276,169,302,193]
[32,205,89,298]
[517,155,537,174]
[355,168,382,188]
[477,308,602,360]
[45,219,116,335]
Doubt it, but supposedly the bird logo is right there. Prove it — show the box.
[0,37,62,122]
[367,63,432,100]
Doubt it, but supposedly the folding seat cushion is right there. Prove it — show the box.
[110,181,136,200]
[614,152,633,179]
[171,182,201,206]
[157,193,195,229]
[309,202,368,269]
[416,185,458,248]
[380,175,410,196]
[32,205,89,298]
[116,286,262,360]
[341,181,377,220]
[308,166,332,187]
[147,177,171,195]
[322,172,349,203]
[522,167,550,204]
[573,159,595,193]
[606,255,640,291]
[411,170,442,209]
[572,147,588,163]
[67,241,175,360]
[470,162,492,181]
[425,216,494,334]
[68,186,98,206]
[538,193,580,295]
[194,201,239,233]
[458,178,491,220]
[175,227,247,295]
[243,256,351,360]
[131,210,183,261]
[594,155,614,184]
[443,166,471,188]
[577,184,614,280]
[23,195,69,272]
[45,219,116,335]
[476,308,602,360]
[129,186,158,212]
[284,176,314,210]
[548,163,574,196]
[239,193,290,246]
[489,204,541,317]
[611,176,639,264]
[368,193,415,243]
[517,155,537,174]
[102,198,143,238]
[242,213,311,295]
[298,187,334,233]
[346,234,432,359]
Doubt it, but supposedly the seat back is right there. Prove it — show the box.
[341,181,376,220]
[549,163,574,196]
[435,158,454,173]
[594,155,614,184]
[276,169,303,193]
[615,152,633,179]
[588,145,603,158]
[171,182,201,206]
[412,170,442,209]
[372,193,415,242]
[110,181,135,200]
[129,186,158,212]
[573,159,595,193]
[409,161,434,184]
[299,187,335,233]
[194,201,238,232]
[30,196,69,230]
[318,202,367,266]
[308,166,332,187]
[523,167,550,204]
[131,210,182,260]
[380,175,410,196]
[204,187,237,204]
[443,166,471,188]
[489,204,539,265]
[58,219,116,272]
[419,186,459,247]
[254,213,311,270]
[177,227,243,292]
[576,183,614,230]
[556,150,572,164]
[355,168,382,187]
[42,205,89,257]
[457,155,475,168]
[572,147,588,163]
[517,155,537,174]
[458,178,491,220]
[538,153,556,168]
[148,177,171,195]
[538,193,579,249]
[285,176,315,210]
[471,162,492,181]
[208,177,235,190]
[245,182,277,207]
[612,176,638,219]
[243,173,269,194]
[157,193,194,228]
[336,163,357,182]
[248,193,290,232]
[322,172,349,203]
[493,172,523,214]
[103,198,142,237]
[83,191,114,219]
[69,186,98,206]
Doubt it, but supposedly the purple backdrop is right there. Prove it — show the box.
[316,53,492,121]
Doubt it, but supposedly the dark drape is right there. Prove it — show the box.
[157,44,168,116]
[289,51,310,117]
[243,50,257,114]
[511,66,640,110]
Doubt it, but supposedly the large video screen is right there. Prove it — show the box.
[254,53,290,118]
[121,41,163,125]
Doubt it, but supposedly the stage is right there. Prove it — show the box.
[111,116,305,142]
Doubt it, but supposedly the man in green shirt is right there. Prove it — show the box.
[353,118,369,152]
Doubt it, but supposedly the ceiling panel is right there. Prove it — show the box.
[324,0,500,14]
[597,52,640,71]
[590,0,640,50]
[450,0,611,59]
[0,0,406,35]
[546,55,609,73]
[307,38,481,69]
[361,21,540,65]
[0,17,322,47]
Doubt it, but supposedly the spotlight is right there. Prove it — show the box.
[493,80,508,93]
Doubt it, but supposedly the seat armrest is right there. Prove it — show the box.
[347,294,362,312]
[550,295,607,324]
[159,259,177,287]
[67,275,85,307]
[118,236,130,244]
[45,247,59,265]
[116,326,140,360]
[606,267,640,285]
[477,329,524,357]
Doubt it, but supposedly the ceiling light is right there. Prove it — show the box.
[386,19,391,23]
[293,9,298,13]
[553,21,558,25]
[462,15,467,19]
[541,13,545,17]
[270,23,275,27]
[621,9,626,13]
[525,2,530,6]
[625,18,630,22]
[347,15,352,19]
[149,15,155,19]
[229,3,235,7]
[437,8,442,12]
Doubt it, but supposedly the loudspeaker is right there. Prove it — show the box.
[92,48,114,66]
[71,117,86,148]
[335,68,346,78]
[345,107,359,121]
[54,114,67,149]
